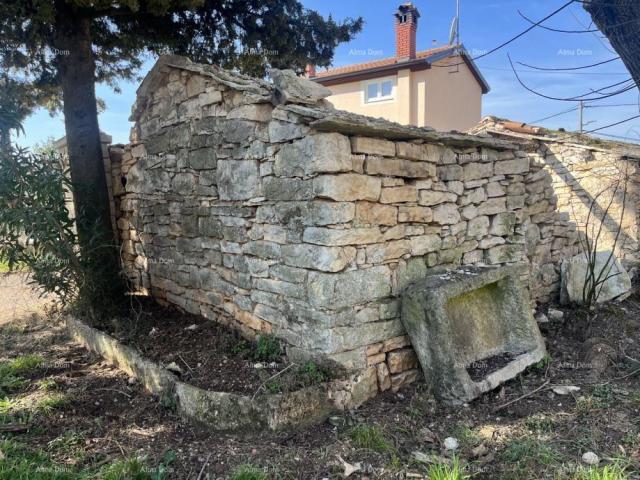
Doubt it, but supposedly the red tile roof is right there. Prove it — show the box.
[313,45,455,78]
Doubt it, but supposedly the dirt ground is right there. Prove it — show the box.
[1,272,639,479]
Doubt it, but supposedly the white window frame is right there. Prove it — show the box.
[362,77,396,104]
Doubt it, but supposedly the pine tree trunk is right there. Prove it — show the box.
[55,12,123,307]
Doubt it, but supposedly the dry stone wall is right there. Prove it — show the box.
[109,56,579,394]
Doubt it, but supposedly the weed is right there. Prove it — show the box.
[37,378,58,391]
[35,393,70,414]
[348,424,394,453]
[265,379,281,393]
[295,361,329,387]
[593,384,614,407]
[524,414,556,433]
[232,339,250,355]
[573,463,629,480]
[8,355,44,373]
[533,353,552,371]
[254,335,281,362]
[451,425,480,448]
[48,431,85,455]
[100,456,152,480]
[230,464,267,480]
[426,456,470,480]
[500,437,562,473]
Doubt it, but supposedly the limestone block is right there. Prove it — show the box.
[257,201,355,226]
[367,353,386,366]
[227,104,272,122]
[396,142,432,161]
[313,174,381,202]
[479,236,505,249]
[351,136,396,157]
[376,363,391,391]
[308,266,391,308]
[486,244,523,264]
[217,160,260,200]
[418,190,457,206]
[390,369,419,392]
[387,348,418,374]
[281,244,356,272]
[438,165,463,181]
[477,198,507,216]
[409,235,442,256]
[274,133,352,177]
[490,212,517,236]
[467,216,490,238]
[401,265,546,404]
[494,157,530,175]
[221,119,256,143]
[461,205,478,220]
[366,157,435,178]
[268,120,309,143]
[355,202,397,226]
[262,177,314,201]
[380,186,417,204]
[365,240,411,264]
[463,162,493,181]
[463,249,483,264]
[433,203,461,225]
[560,251,631,304]
[303,227,381,246]
[382,335,411,352]
[398,206,433,223]
[172,172,197,195]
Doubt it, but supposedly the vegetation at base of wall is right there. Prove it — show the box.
[425,456,470,480]
[347,424,395,453]
[254,334,282,362]
[230,464,267,480]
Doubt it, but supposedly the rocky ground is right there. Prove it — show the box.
[0,272,639,479]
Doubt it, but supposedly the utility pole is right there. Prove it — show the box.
[579,100,584,133]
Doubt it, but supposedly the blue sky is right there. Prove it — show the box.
[20,0,640,148]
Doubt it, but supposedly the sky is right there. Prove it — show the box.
[19,0,640,148]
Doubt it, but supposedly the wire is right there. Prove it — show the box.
[529,107,580,124]
[516,56,620,71]
[555,114,640,142]
[518,10,598,33]
[585,103,640,108]
[480,66,628,75]
[432,0,577,68]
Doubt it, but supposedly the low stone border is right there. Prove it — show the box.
[66,316,375,432]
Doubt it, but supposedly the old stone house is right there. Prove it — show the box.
[91,55,587,397]
[308,3,489,132]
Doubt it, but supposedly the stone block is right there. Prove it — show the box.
[401,265,546,404]
[376,363,391,391]
[308,266,391,308]
[438,165,463,181]
[418,190,457,206]
[467,216,490,238]
[463,162,493,181]
[390,369,419,392]
[398,206,432,223]
[396,142,432,161]
[217,160,260,200]
[366,157,435,178]
[274,133,352,177]
[387,348,418,374]
[355,202,397,226]
[433,203,461,225]
[263,177,313,201]
[303,227,381,246]
[490,212,517,236]
[351,136,396,157]
[365,240,411,263]
[409,235,442,256]
[477,198,506,216]
[486,244,523,264]
[313,174,381,201]
[494,157,529,175]
[380,186,417,203]
[281,244,356,272]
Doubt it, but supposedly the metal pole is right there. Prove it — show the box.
[579,100,584,133]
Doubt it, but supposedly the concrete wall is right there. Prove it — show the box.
[322,60,482,132]
[106,57,579,396]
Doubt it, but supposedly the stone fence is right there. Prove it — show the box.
[104,56,579,394]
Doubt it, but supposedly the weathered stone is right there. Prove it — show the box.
[366,240,411,263]
[366,157,435,178]
[281,244,356,272]
[477,198,506,216]
[560,251,631,305]
[433,203,461,225]
[494,157,529,175]
[274,133,352,177]
[351,137,396,157]
[401,265,546,404]
[227,104,272,122]
[490,212,517,236]
[486,244,522,264]
[270,68,332,105]
[409,235,442,256]
[262,177,313,200]
[268,120,308,143]
[390,369,419,392]
[380,186,417,204]
[303,227,381,246]
[313,174,381,201]
[463,162,493,181]
[418,190,457,206]
[258,201,355,226]
[376,362,391,391]
[398,206,432,223]
[217,160,260,200]
[467,216,490,238]
[355,202,397,226]
[387,348,418,374]
[438,164,463,181]
[308,266,391,308]
[396,142,432,161]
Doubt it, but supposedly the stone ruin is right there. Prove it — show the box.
[100,56,586,403]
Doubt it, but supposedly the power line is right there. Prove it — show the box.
[516,56,620,72]
[529,106,580,124]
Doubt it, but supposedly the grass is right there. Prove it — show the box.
[573,464,629,480]
[451,425,481,449]
[500,436,563,474]
[34,393,70,414]
[254,335,281,362]
[426,456,470,480]
[230,464,267,480]
[99,457,153,480]
[0,355,44,396]
[348,424,394,453]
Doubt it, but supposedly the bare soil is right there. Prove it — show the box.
[1,273,640,479]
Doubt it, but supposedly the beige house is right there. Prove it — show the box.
[308,3,489,132]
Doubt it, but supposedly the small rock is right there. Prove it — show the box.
[547,309,564,322]
[419,427,437,443]
[166,362,184,375]
[336,455,361,477]
[443,437,459,451]
[582,452,599,465]
[552,385,580,395]
[328,415,345,427]
[128,377,137,385]
[471,443,489,458]
[535,312,549,324]
[148,327,159,337]
[184,324,198,331]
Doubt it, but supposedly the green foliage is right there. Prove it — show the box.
[501,437,562,472]
[348,425,394,453]
[254,335,282,362]
[426,456,470,480]
[0,355,43,396]
[573,464,629,480]
[34,393,70,415]
[230,464,267,480]
[99,457,152,480]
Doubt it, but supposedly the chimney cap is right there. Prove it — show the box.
[395,2,421,20]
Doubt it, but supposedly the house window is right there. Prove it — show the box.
[364,78,395,103]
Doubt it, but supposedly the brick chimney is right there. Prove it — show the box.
[395,3,420,60]
[305,63,316,78]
